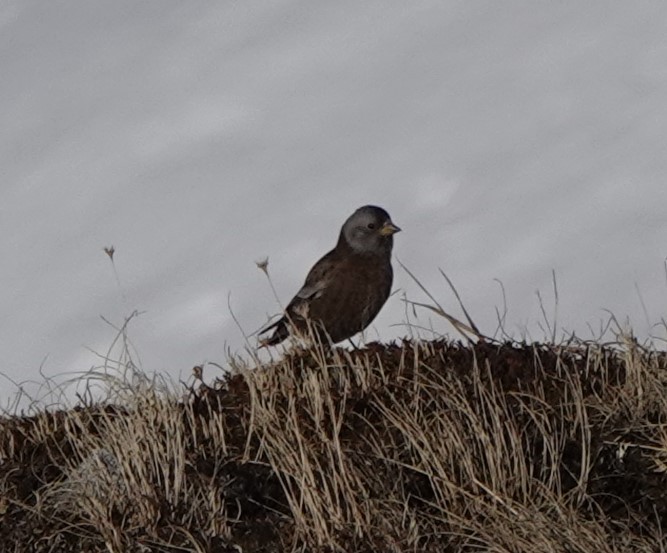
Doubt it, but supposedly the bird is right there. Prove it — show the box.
[259,205,401,347]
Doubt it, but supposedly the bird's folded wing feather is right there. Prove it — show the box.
[294,251,337,301]
[259,249,338,336]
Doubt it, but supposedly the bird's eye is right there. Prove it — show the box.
[367,223,376,230]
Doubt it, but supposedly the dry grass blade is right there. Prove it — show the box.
[397,259,488,343]
[437,267,483,337]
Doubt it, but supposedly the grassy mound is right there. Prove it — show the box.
[1,338,667,552]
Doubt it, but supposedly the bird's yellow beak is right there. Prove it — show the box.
[379,221,401,236]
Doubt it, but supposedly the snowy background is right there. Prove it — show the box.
[2,1,667,406]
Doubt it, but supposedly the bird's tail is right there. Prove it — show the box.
[258,317,289,347]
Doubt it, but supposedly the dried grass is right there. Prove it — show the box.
[2,331,666,552]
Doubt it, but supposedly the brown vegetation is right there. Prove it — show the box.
[2,337,667,552]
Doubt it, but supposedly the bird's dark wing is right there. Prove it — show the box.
[259,248,340,345]
[293,248,339,302]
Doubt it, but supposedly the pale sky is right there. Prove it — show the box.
[2,1,667,407]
